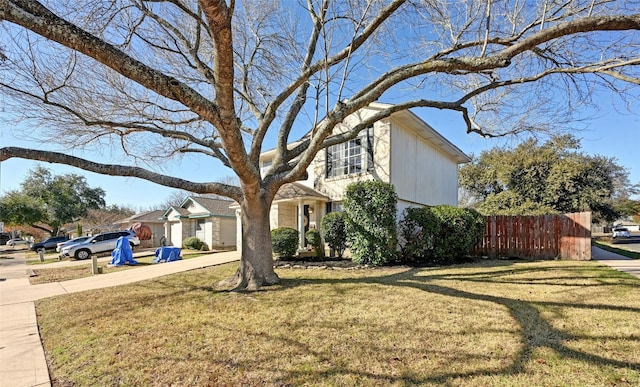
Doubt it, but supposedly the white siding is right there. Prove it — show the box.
[218,218,237,247]
[170,222,182,247]
[390,120,460,206]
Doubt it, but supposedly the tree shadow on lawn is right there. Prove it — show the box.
[267,262,640,383]
[124,260,638,384]
[53,259,639,385]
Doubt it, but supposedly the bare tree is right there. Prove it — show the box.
[1,0,639,289]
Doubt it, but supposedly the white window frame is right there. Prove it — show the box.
[326,127,373,178]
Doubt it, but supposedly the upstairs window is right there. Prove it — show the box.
[260,159,272,177]
[326,127,374,178]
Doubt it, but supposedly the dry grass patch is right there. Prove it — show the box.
[36,259,640,386]
[29,254,208,285]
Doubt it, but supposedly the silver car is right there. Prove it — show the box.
[5,238,29,246]
[56,236,91,252]
[60,231,140,260]
[612,227,631,239]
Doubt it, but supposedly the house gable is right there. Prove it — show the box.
[162,206,188,221]
[177,197,235,218]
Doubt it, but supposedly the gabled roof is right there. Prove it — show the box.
[229,183,329,209]
[117,210,166,224]
[187,197,236,216]
[162,196,235,219]
[162,206,189,218]
[273,183,329,202]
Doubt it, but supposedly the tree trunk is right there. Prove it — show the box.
[220,196,280,291]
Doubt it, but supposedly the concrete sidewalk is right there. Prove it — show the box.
[0,250,240,387]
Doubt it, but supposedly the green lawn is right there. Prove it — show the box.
[36,259,640,386]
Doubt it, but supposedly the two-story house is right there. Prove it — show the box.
[235,102,471,250]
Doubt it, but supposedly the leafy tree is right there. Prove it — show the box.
[0,190,47,229]
[0,166,105,235]
[614,199,640,223]
[1,1,639,289]
[460,135,636,223]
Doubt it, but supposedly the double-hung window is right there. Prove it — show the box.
[326,127,374,178]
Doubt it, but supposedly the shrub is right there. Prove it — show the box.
[398,205,485,264]
[305,228,325,258]
[183,236,205,250]
[398,207,439,262]
[271,227,299,259]
[430,205,484,263]
[320,212,347,258]
[344,180,397,266]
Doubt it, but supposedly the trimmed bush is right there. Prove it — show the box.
[183,236,205,250]
[271,227,299,259]
[344,180,397,266]
[398,207,439,262]
[305,228,325,258]
[398,205,485,264]
[320,212,347,258]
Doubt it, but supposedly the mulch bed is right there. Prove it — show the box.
[273,257,364,270]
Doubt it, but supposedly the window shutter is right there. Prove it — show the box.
[366,126,374,172]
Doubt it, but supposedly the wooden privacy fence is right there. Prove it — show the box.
[473,212,591,260]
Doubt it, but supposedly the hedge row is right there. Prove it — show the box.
[270,181,485,266]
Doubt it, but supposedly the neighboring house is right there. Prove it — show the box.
[162,197,236,249]
[116,210,166,247]
[614,221,640,232]
[238,102,471,250]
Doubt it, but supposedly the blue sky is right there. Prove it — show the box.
[1,101,638,210]
[1,2,638,211]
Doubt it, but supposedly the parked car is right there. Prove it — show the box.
[5,238,29,246]
[0,233,12,245]
[60,230,140,260]
[56,236,91,252]
[612,227,631,239]
[30,236,69,251]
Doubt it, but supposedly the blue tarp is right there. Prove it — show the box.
[110,236,138,266]
[154,246,182,263]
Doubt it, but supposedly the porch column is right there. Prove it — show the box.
[298,200,305,249]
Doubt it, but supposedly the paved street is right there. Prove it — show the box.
[609,235,640,253]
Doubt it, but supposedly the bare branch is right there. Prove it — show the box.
[0,0,223,126]
[0,147,243,201]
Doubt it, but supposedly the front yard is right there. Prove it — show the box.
[36,259,640,386]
